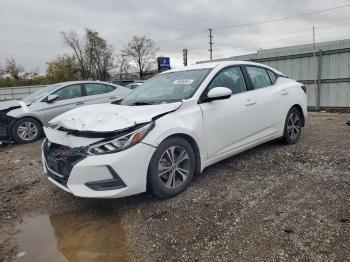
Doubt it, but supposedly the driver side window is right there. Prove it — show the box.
[208,67,247,95]
[54,84,82,101]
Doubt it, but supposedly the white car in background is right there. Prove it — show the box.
[0,81,130,144]
[42,61,307,199]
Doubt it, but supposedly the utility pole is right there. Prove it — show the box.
[208,28,213,61]
[313,26,320,111]
[183,49,188,66]
[313,26,316,85]
[313,26,316,109]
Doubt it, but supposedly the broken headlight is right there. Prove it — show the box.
[86,122,154,155]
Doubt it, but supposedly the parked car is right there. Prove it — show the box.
[125,81,144,90]
[0,81,131,144]
[42,61,307,199]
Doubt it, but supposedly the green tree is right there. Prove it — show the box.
[5,58,24,81]
[46,54,79,83]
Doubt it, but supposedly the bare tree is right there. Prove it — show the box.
[62,29,115,81]
[86,29,114,81]
[115,54,131,79]
[122,36,158,79]
[61,30,92,79]
[5,58,25,80]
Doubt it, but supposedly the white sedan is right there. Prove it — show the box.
[42,61,307,198]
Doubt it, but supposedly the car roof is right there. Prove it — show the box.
[163,61,286,76]
[50,81,125,90]
[59,80,118,85]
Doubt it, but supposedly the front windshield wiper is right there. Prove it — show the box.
[111,99,123,105]
[131,101,157,106]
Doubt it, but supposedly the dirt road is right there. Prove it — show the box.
[1,112,349,261]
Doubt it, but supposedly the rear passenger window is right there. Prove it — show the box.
[208,67,247,95]
[267,70,277,84]
[85,83,108,96]
[246,67,272,89]
[54,84,82,100]
[106,85,116,92]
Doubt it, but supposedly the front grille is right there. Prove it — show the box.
[43,140,86,186]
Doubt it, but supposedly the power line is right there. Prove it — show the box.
[214,3,350,30]
[157,3,350,45]
[197,17,350,54]
[157,30,207,44]
[186,22,350,56]
[216,20,350,49]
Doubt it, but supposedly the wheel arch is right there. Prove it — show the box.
[10,115,44,130]
[145,132,202,195]
[161,133,202,175]
[290,104,305,127]
[10,116,44,141]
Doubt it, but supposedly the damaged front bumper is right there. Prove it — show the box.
[0,100,26,143]
[0,112,16,142]
[41,134,156,198]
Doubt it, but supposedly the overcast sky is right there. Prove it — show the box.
[1,0,350,72]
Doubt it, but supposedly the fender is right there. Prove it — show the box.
[143,104,207,171]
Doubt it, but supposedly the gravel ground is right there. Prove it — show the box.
[0,112,349,262]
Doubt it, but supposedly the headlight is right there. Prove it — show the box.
[86,122,154,155]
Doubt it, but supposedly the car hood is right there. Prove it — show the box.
[0,100,29,114]
[49,102,182,133]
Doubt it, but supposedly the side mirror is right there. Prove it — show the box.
[203,87,232,102]
[47,94,59,103]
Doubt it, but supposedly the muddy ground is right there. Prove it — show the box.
[0,112,350,262]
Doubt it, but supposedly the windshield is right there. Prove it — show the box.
[22,84,61,104]
[121,69,211,105]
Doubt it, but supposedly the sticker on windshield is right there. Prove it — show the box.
[172,79,194,85]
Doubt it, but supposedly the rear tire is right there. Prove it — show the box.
[12,117,43,144]
[148,137,196,198]
[282,107,302,144]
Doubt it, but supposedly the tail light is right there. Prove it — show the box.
[301,85,307,94]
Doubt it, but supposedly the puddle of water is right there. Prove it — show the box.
[15,211,129,262]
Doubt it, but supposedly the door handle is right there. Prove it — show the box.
[109,96,117,99]
[75,102,85,105]
[281,90,289,95]
[245,99,256,106]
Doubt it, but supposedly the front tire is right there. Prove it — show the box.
[12,117,43,144]
[282,107,302,144]
[148,137,196,198]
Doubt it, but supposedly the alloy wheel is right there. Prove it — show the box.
[287,112,301,140]
[158,146,190,189]
[17,121,39,141]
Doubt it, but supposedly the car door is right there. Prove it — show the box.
[199,66,259,159]
[83,83,117,105]
[245,66,290,137]
[43,84,85,123]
